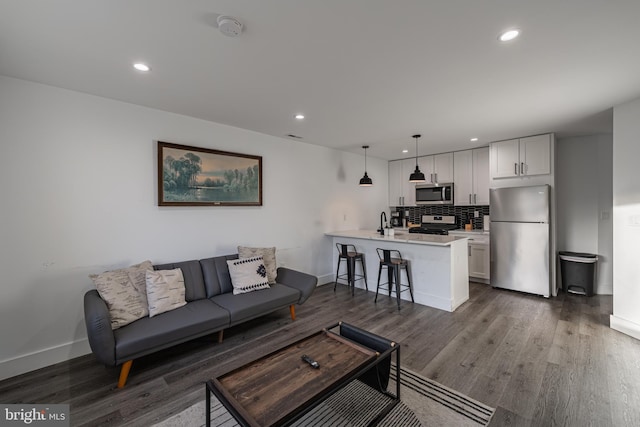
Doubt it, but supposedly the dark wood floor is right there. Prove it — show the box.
[1,282,639,426]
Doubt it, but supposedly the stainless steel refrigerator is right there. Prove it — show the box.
[490,185,550,297]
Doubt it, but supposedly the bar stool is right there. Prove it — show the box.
[375,248,414,310]
[334,243,368,295]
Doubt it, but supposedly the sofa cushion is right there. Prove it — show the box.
[238,246,277,284]
[113,299,229,362]
[154,260,206,302]
[90,260,153,330]
[227,256,271,295]
[211,284,300,325]
[146,269,187,317]
[200,255,238,297]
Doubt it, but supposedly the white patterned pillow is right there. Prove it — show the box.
[90,260,153,330]
[238,246,277,284]
[145,269,187,317]
[227,256,271,295]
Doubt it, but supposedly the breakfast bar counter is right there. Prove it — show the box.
[325,230,469,312]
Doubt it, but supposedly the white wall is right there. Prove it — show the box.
[0,76,389,379]
[556,134,613,294]
[611,96,640,340]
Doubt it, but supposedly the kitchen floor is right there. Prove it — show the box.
[1,282,637,426]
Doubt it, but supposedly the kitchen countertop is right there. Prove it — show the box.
[325,229,468,246]
[393,227,490,236]
[448,229,490,236]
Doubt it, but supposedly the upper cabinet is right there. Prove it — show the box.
[388,158,417,206]
[490,134,551,179]
[454,147,489,206]
[418,152,454,184]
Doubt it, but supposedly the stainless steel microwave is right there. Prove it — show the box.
[415,183,454,205]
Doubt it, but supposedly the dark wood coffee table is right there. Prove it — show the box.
[205,323,400,427]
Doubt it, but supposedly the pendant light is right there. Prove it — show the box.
[409,134,426,183]
[359,145,373,186]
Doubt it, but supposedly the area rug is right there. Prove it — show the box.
[153,365,494,426]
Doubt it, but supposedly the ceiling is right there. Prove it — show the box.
[1,1,637,160]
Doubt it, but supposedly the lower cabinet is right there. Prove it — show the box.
[450,232,490,283]
[468,241,490,282]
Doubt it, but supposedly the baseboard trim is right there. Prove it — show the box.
[317,273,334,286]
[610,315,640,341]
[0,338,91,381]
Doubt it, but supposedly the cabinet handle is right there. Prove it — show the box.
[468,245,471,256]
[434,173,438,183]
[474,194,477,204]
[515,163,518,175]
[521,162,525,175]
[469,194,472,204]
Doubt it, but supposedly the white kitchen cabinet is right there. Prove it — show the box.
[449,231,490,282]
[388,158,416,206]
[520,134,551,176]
[490,134,551,179]
[468,240,490,281]
[454,147,489,206]
[418,152,454,184]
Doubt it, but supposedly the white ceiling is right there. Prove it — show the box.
[1,1,637,160]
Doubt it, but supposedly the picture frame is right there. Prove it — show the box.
[157,141,262,206]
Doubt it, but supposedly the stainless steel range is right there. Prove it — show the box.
[409,215,458,235]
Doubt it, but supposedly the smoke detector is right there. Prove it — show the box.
[217,15,243,37]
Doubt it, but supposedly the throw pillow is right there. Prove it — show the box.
[90,260,153,330]
[227,256,271,295]
[237,246,277,284]
[145,269,187,317]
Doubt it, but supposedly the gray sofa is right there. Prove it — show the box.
[84,254,317,388]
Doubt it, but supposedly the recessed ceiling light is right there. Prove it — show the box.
[402,149,409,153]
[295,114,305,120]
[133,63,150,72]
[498,29,520,42]
[470,137,479,142]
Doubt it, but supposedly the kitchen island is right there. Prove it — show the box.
[325,230,469,312]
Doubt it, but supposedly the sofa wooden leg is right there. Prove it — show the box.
[289,305,296,321]
[217,329,224,343]
[117,360,133,389]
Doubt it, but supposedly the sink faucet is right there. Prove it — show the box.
[379,211,388,235]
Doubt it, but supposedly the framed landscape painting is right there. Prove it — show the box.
[158,141,262,206]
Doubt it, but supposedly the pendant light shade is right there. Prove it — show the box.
[359,145,373,186]
[409,134,426,183]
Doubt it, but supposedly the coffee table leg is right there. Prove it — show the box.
[205,381,212,427]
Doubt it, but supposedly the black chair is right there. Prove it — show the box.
[375,248,414,310]
[334,243,368,295]
[338,322,394,393]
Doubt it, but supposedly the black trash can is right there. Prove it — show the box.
[558,251,598,296]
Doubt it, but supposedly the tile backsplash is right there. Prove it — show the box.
[396,205,490,230]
